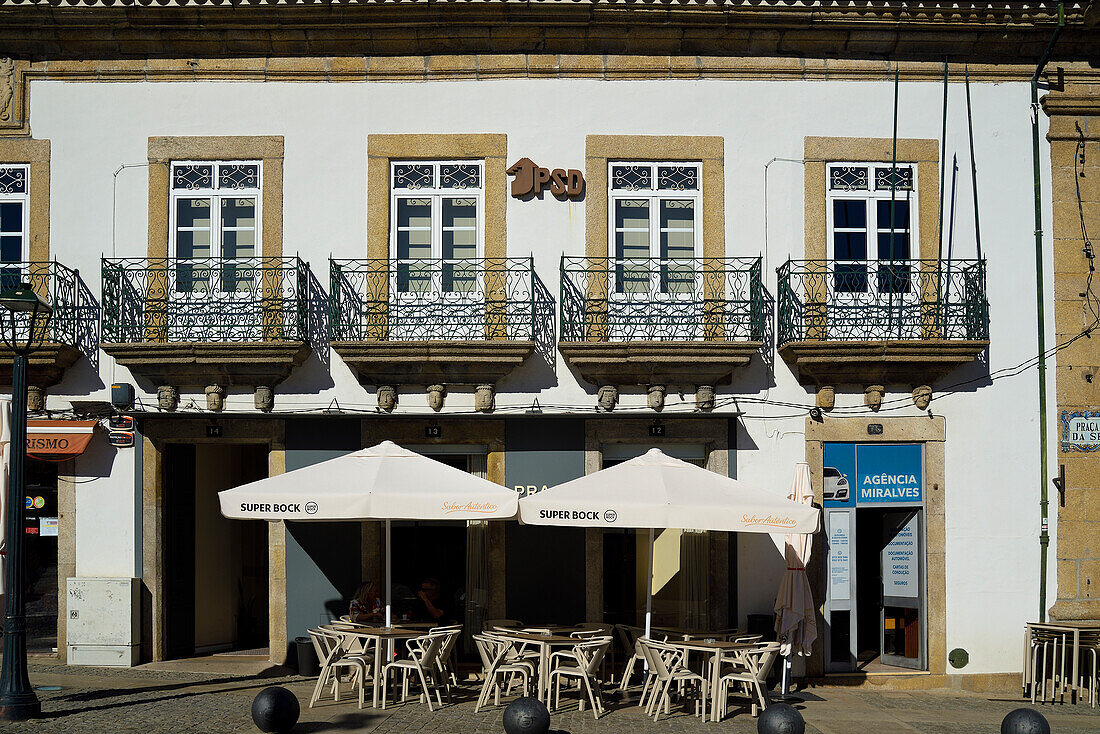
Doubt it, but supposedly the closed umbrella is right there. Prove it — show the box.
[519,449,820,638]
[219,440,518,627]
[774,462,816,695]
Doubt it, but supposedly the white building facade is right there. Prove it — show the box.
[0,1,1096,685]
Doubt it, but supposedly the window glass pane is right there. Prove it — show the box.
[442,197,477,260]
[834,263,868,293]
[443,261,477,294]
[0,235,22,263]
[397,263,432,294]
[611,165,652,191]
[615,199,650,258]
[660,200,695,260]
[393,164,435,190]
[176,199,212,260]
[877,262,912,294]
[221,198,257,260]
[833,232,867,261]
[0,267,21,292]
[876,199,910,230]
[221,262,256,294]
[615,199,650,294]
[829,166,869,191]
[0,167,27,195]
[218,164,260,190]
[656,166,698,191]
[439,164,480,189]
[396,198,432,261]
[172,164,214,191]
[832,200,866,229]
[0,202,22,233]
[877,232,911,261]
[175,262,210,294]
[875,166,913,191]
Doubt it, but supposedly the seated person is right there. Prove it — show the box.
[348,580,383,624]
[409,577,448,625]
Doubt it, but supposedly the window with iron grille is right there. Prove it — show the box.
[390,161,483,295]
[169,161,261,294]
[0,164,28,292]
[608,162,701,295]
[826,162,916,294]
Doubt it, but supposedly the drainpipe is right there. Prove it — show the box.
[1031,1,1064,624]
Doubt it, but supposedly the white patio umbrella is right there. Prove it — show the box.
[774,462,817,695]
[0,400,9,598]
[219,440,518,627]
[518,448,820,638]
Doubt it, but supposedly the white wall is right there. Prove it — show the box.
[29,76,1058,673]
[73,437,136,578]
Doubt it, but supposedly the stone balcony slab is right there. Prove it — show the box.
[779,339,989,385]
[558,340,762,386]
[101,341,309,387]
[332,340,535,386]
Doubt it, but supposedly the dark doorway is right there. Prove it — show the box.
[164,443,269,658]
[25,460,59,653]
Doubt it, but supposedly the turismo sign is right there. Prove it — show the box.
[823,442,924,507]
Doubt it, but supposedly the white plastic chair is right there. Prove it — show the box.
[548,637,612,719]
[716,642,780,719]
[637,638,708,722]
[381,633,446,711]
[473,633,533,712]
[307,627,370,709]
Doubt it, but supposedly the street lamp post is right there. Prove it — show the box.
[0,282,51,721]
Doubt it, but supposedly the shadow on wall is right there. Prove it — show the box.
[276,351,336,396]
[304,265,330,367]
[49,353,106,399]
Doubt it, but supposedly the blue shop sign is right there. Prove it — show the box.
[823,442,923,507]
[855,444,923,504]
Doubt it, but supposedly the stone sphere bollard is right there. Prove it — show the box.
[1000,708,1050,734]
[251,686,300,733]
[757,703,806,734]
[502,696,550,734]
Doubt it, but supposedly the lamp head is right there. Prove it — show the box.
[0,283,51,316]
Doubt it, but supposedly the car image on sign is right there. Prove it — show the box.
[824,467,849,502]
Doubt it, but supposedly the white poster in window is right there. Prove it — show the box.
[828,511,851,601]
[39,517,59,537]
[883,514,919,597]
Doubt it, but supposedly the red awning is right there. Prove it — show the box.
[26,420,98,461]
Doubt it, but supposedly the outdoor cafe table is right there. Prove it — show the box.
[491,630,584,704]
[330,625,425,708]
[665,639,759,723]
[1024,620,1100,703]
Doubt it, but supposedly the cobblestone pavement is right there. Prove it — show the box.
[0,658,1095,733]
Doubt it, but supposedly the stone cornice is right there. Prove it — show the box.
[0,2,1095,64]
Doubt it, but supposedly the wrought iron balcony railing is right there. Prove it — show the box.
[330,258,542,342]
[776,259,989,345]
[559,256,765,342]
[0,261,99,364]
[101,257,309,343]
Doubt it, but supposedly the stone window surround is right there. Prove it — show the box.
[366,134,507,262]
[148,136,283,259]
[585,135,724,260]
[804,416,947,677]
[0,138,49,262]
[804,136,940,262]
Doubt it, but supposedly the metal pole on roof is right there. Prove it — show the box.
[964,66,983,262]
